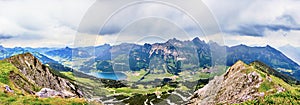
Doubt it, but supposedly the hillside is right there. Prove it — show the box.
[0,53,87,104]
[250,61,299,85]
[227,44,300,73]
[0,47,299,104]
[188,61,300,105]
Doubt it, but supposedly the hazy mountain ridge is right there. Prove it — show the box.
[279,44,300,65]
[227,44,300,70]
[250,61,299,85]
[58,38,300,80]
[1,37,300,80]
[0,46,73,72]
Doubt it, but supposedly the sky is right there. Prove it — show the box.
[0,0,300,49]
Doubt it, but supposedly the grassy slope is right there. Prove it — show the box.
[242,74,300,104]
[238,62,300,104]
[241,78,300,104]
[0,60,87,105]
[61,71,176,97]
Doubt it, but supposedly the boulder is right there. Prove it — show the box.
[36,88,76,98]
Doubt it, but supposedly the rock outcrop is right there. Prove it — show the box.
[128,43,182,74]
[4,85,14,93]
[188,61,286,105]
[36,88,76,98]
[4,53,82,98]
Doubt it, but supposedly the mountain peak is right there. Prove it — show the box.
[228,60,247,72]
[223,60,249,79]
[233,44,248,48]
[266,45,273,48]
[166,38,181,43]
[65,46,71,49]
[192,37,201,42]
[188,60,291,104]
[234,60,246,65]
[5,52,39,66]
[0,45,4,50]
[3,53,83,97]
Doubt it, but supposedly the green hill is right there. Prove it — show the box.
[189,60,300,104]
[250,61,299,85]
[0,53,87,105]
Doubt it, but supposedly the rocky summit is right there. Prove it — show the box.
[3,53,82,98]
[188,61,289,105]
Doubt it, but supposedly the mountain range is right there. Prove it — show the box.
[1,37,299,80]
[0,52,299,104]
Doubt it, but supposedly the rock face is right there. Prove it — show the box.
[129,43,182,74]
[36,88,76,98]
[188,61,285,105]
[4,53,82,98]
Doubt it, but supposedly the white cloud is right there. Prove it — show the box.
[202,0,300,48]
[203,0,300,36]
[219,29,300,48]
[0,0,95,48]
[0,0,300,49]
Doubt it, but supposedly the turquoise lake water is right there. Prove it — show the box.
[89,72,127,80]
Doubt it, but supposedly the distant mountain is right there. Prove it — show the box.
[0,46,55,63]
[250,61,299,85]
[0,47,72,72]
[45,46,73,61]
[1,37,300,80]
[278,44,300,65]
[45,45,103,61]
[227,44,300,71]
[106,38,300,76]
[188,61,300,104]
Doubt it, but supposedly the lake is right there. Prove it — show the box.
[89,72,127,80]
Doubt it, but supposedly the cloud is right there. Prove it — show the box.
[227,23,300,36]
[0,35,13,40]
[74,0,224,47]
[0,0,95,47]
[84,1,205,36]
[0,0,300,49]
[1,0,221,47]
[203,0,300,36]
[202,0,300,49]
[220,29,300,48]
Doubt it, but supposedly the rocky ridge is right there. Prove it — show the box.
[188,61,287,105]
[3,53,82,98]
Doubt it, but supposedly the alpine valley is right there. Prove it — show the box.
[0,37,299,104]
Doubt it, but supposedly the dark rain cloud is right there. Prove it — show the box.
[227,24,300,36]
[99,25,122,35]
[0,35,13,40]
[225,14,300,36]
